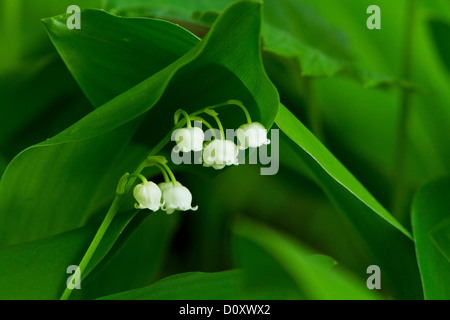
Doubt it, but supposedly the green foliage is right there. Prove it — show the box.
[275,104,422,299]
[232,218,381,300]
[0,210,138,299]
[412,177,450,300]
[0,0,448,301]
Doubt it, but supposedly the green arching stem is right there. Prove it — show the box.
[129,173,148,184]
[174,109,192,128]
[60,195,124,300]
[190,116,219,139]
[211,114,225,140]
[155,163,170,182]
[227,100,252,124]
[135,119,187,173]
[207,99,253,124]
[159,161,177,187]
[60,119,187,300]
[205,110,225,140]
[190,116,214,131]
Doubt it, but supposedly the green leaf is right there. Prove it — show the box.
[430,220,450,263]
[40,3,278,138]
[261,0,398,87]
[412,176,450,300]
[0,0,278,282]
[262,0,352,61]
[43,9,200,107]
[262,24,405,88]
[99,254,339,300]
[105,0,403,87]
[0,128,142,246]
[275,104,422,299]
[233,218,382,300]
[0,209,139,299]
[1,10,198,246]
[98,270,248,300]
[262,24,343,78]
[74,213,180,299]
[0,54,88,157]
[105,0,232,22]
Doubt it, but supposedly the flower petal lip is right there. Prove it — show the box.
[133,181,163,212]
[161,185,197,214]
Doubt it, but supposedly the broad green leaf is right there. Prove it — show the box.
[0,0,278,276]
[105,0,401,87]
[74,213,180,299]
[99,270,248,300]
[262,24,343,78]
[44,3,275,135]
[0,54,88,157]
[430,220,450,263]
[43,10,199,107]
[1,11,197,245]
[0,125,140,246]
[0,209,139,299]
[105,0,232,22]
[275,104,422,299]
[233,218,382,300]
[262,0,352,61]
[262,24,407,91]
[261,1,403,87]
[412,177,450,300]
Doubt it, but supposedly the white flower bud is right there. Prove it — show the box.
[236,122,270,150]
[133,181,163,211]
[202,139,239,170]
[161,184,198,214]
[174,127,204,152]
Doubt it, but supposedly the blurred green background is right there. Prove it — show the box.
[0,0,449,300]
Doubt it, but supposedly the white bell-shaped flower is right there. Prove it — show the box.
[174,127,204,152]
[161,183,198,214]
[133,181,163,211]
[202,139,239,170]
[236,122,270,150]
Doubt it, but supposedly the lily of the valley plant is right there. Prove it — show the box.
[60,100,270,300]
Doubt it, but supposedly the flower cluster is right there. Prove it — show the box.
[173,103,270,170]
[130,101,269,215]
[133,174,198,214]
